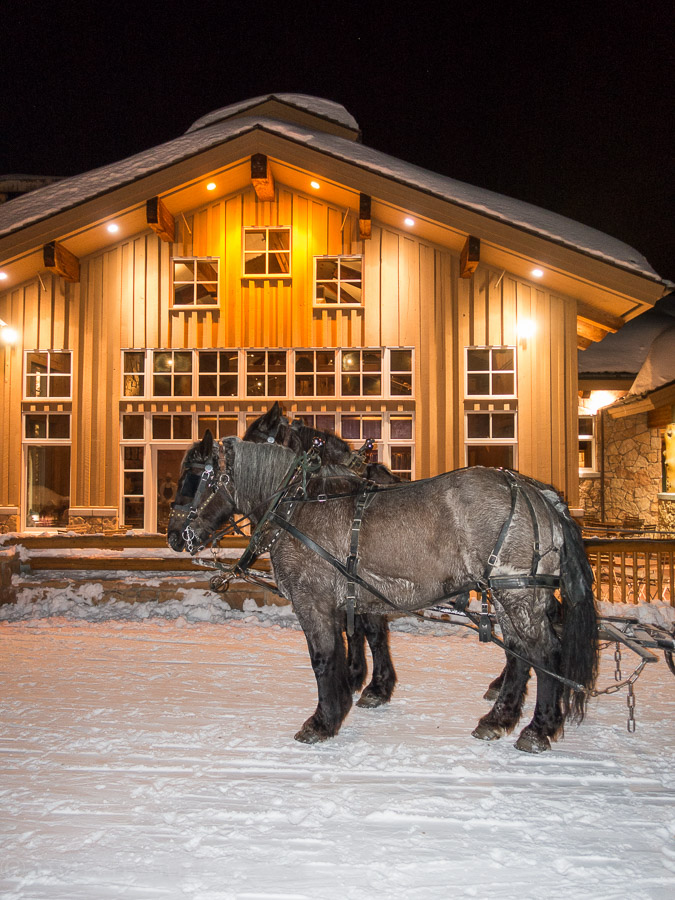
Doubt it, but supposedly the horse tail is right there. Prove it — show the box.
[557,510,599,723]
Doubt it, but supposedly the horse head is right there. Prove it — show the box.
[167,430,237,554]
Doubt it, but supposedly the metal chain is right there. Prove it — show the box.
[614,641,622,682]
[627,681,637,733]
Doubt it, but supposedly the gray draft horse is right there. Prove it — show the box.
[170,434,598,753]
[242,402,398,707]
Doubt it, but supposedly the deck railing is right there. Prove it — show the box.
[584,537,675,607]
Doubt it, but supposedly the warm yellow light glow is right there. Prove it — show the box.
[531,268,544,278]
[0,272,7,280]
[517,318,536,340]
[107,223,119,233]
[310,181,320,190]
[404,217,415,227]
[0,319,18,344]
[206,182,217,191]
[584,390,620,415]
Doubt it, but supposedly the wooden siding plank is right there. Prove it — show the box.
[380,229,399,346]
[133,237,146,348]
[516,281,533,476]
[363,226,381,346]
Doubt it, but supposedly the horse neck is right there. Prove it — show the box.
[283,423,350,464]
[231,442,297,523]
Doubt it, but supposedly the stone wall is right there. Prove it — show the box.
[579,476,601,521]
[0,514,19,534]
[603,411,663,525]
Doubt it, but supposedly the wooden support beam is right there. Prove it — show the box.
[577,318,611,344]
[577,335,593,350]
[251,153,275,201]
[576,300,623,333]
[459,235,480,278]
[43,241,80,283]
[146,196,175,242]
[358,193,372,240]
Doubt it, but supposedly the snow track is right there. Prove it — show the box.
[1,618,673,899]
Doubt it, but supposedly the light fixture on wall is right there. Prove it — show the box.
[531,268,544,279]
[206,182,217,191]
[0,317,19,344]
[0,271,8,281]
[517,317,536,349]
[404,217,415,227]
[107,222,119,234]
[310,180,320,190]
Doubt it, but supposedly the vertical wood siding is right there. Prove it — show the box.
[0,182,581,514]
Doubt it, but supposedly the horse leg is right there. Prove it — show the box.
[483,665,506,701]
[346,615,368,693]
[514,666,564,754]
[356,614,397,708]
[472,652,531,741]
[294,603,353,744]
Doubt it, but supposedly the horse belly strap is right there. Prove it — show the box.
[346,489,370,636]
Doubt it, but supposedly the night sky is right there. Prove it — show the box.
[1,2,672,282]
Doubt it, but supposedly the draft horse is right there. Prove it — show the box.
[169,434,598,753]
[243,402,398,707]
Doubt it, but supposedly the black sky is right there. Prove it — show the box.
[1,1,672,282]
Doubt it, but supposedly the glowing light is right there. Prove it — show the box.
[0,272,7,280]
[206,182,217,191]
[531,268,544,278]
[584,390,620,415]
[107,223,119,234]
[0,318,18,344]
[404,217,415,227]
[310,181,320,190]
[517,318,536,340]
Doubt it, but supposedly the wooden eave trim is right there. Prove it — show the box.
[42,240,80,282]
[146,196,175,242]
[606,382,675,418]
[0,127,667,311]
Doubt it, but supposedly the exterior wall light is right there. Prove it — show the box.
[531,268,544,278]
[206,182,217,191]
[0,272,8,281]
[404,217,415,227]
[0,318,19,344]
[107,223,119,234]
[310,181,320,190]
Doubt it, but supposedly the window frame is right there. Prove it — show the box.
[464,410,518,469]
[171,256,220,310]
[23,350,73,401]
[313,254,363,307]
[464,346,517,400]
[22,411,72,530]
[242,226,292,279]
[578,413,597,474]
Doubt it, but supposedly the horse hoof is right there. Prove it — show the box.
[472,722,505,742]
[294,725,326,744]
[483,686,500,702]
[356,690,388,709]
[514,730,551,754]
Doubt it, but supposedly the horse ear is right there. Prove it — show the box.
[267,401,282,426]
[201,429,214,458]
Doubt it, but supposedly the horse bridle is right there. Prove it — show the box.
[171,444,238,554]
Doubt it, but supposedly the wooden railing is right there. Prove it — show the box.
[584,537,675,607]
[3,533,674,609]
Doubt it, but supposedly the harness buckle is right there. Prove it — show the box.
[317,493,327,503]
[487,552,499,568]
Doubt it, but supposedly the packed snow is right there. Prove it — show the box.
[1,586,674,900]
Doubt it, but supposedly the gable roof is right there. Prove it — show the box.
[0,94,670,287]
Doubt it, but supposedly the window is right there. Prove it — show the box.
[151,414,192,440]
[197,350,238,397]
[341,349,382,396]
[122,447,145,529]
[197,415,239,440]
[152,350,192,396]
[23,412,71,528]
[579,415,596,472]
[295,350,336,396]
[243,227,291,277]
[465,411,517,468]
[25,350,72,399]
[246,350,287,396]
[172,258,219,307]
[465,347,516,398]
[389,349,413,396]
[314,255,362,305]
[123,351,145,397]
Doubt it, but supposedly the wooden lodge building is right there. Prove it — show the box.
[0,93,670,536]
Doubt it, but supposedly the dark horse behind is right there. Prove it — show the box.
[168,434,598,753]
[243,402,398,708]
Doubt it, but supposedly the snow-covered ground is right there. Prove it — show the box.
[1,595,674,900]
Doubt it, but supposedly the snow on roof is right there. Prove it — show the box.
[0,100,667,284]
[186,93,360,136]
[627,323,675,395]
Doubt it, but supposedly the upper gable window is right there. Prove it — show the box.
[243,227,291,277]
[465,347,516,398]
[314,255,362,306]
[172,258,219,308]
[24,351,72,399]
